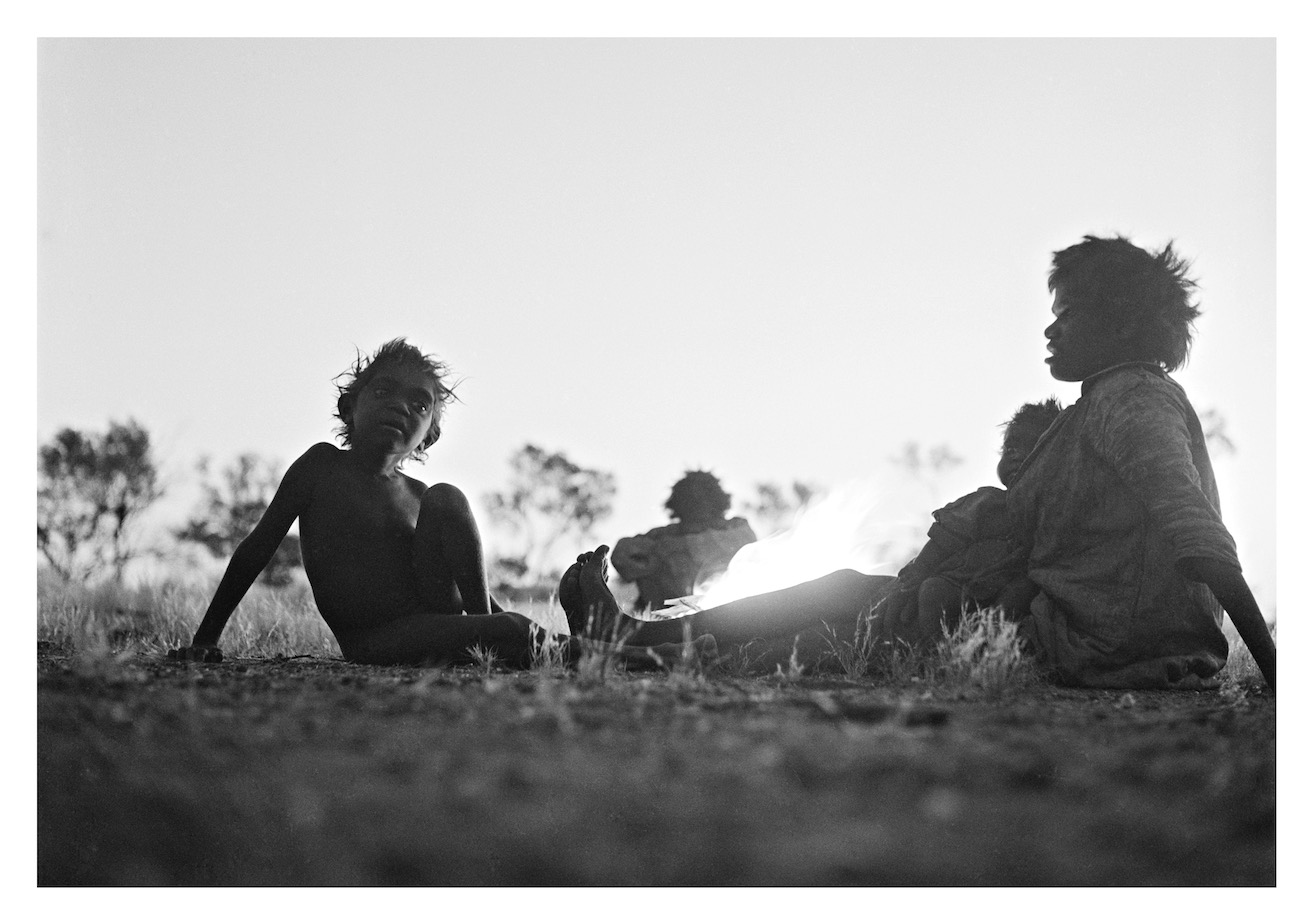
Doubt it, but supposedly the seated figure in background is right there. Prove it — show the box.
[611,470,758,611]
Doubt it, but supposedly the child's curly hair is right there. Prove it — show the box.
[1002,397,1063,455]
[1048,235,1201,373]
[665,470,732,522]
[333,338,459,464]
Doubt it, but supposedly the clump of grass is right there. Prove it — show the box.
[515,594,574,675]
[865,636,931,685]
[814,604,929,685]
[931,605,1034,699]
[815,600,1035,696]
[465,643,501,678]
[572,607,639,686]
[1216,615,1275,697]
[818,604,880,679]
[528,626,572,674]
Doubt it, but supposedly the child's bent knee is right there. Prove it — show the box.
[421,482,470,517]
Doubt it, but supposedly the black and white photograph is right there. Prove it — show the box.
[29,9,1296,895]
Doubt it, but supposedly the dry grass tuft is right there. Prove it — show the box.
[37,570,337,659]
[816,602,1035,697]
[1216,615,1275,698]
[818,604,880,680]
[571,608,639,686]
[931,605,1036,699]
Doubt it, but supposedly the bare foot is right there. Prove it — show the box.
[557,554,587,628]
[565,545,623,637]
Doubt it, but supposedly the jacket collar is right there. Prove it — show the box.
[1080,361,1166,397]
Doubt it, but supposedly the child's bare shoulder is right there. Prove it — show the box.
[295,441,344,468]
[280,442,343,486]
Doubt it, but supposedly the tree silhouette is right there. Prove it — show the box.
[1199,408,1237,457]
[482,444,616,589]
[744,480,823,537]
[888,441,965,478]
[38,419,164,583]
[174,454,303,587]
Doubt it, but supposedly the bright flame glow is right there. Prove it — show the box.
[646,478,932,619]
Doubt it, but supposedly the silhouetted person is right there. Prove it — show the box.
[611,470,757,611]
[169,339,559,666]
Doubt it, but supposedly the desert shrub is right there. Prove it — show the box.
[482,444,616,591]
[38,419,164,583]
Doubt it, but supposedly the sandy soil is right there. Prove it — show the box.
[37,646,1274,886]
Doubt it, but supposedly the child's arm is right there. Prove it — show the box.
[168,445,326,662]
[1098,391,1274,691]
[1178,557,1276,691]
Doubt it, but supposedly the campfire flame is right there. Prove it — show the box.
[645,478,928,619]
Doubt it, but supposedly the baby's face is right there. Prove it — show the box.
[996,436,1032,487]
[350,364,441,455]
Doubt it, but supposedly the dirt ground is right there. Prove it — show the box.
[37,645,1275,886]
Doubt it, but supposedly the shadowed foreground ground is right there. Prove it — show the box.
[37,647,1274,886]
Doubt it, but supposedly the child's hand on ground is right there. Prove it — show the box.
[166,644,224,663]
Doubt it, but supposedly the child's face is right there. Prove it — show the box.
[1044,286,1138,382]
[996,433,1032,487]
[348,364,440,456]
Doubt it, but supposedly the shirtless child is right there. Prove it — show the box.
[168,339,559,667]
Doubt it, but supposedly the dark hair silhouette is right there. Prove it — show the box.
[333,338,458,463]
[1003,397,1063,453]
[665,470,732,522]
[1048,235,1201,372]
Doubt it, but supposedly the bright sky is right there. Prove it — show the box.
[36,36,1280,608]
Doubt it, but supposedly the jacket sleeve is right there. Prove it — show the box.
[1096,380,1240,568]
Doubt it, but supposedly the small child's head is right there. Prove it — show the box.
[997,398,1062,487]
[334,338,458,463]
[665,470,732,525]
[1047,235,1201,373]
